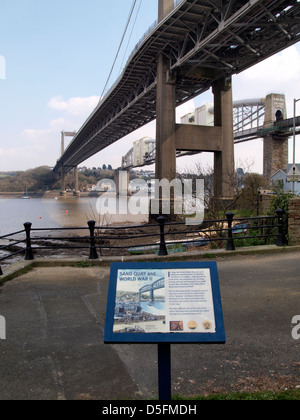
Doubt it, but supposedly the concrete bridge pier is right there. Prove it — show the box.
[114,170,130,196]
[153,0,235,217]
[153,52,177,217]
[59,166,80,196]
[158,0,174,21]
[59,167,67,196]
[73,166,80,197]
[59,131,78,196]
[155,0,177,184]
[155,54,176,181]
[212,77,235,200]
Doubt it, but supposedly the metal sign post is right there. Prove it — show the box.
[157,343,171,400]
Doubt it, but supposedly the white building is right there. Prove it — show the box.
[133,137,155,166]
[180,103,214,126]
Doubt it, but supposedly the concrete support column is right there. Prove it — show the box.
[153,53,177,218]
[60,167,66,196]
[61,132,65,156]
[158,0,174,22]
[60,131,66,196]
[155,53,176,181]
[156,0,176,182]
[152,0,177,219]
[73,166,80,196]
[114,170,129,196]
[212,77,235,198]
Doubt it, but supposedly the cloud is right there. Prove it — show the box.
[11,95,102,171]
[23,95,100,139]
[0,144,54,171]
[22,95,101,150]
[48,95,100,116]
[0,147,20,158]
[23,128,53,141]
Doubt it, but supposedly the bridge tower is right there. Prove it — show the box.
[155,0,235,211]
[263,93,288,180]
[59,131,80,196]
[59,131,67,196]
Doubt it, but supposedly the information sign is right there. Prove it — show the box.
[287,165,300,183]
[287,175,300,183]
[104,262,225,344]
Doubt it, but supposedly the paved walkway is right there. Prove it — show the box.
[0,250,300,400]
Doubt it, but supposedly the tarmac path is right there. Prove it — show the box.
[0,251,299,400]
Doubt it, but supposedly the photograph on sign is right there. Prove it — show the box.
[104,262,225,344]
[113,268,215,334]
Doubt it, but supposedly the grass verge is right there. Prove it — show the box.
[173,388,300,400]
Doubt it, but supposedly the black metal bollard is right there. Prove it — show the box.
[157,216,168,256]
[24,222,34,260]
[226,212,235,251]
[0,265,3,276]
[88,220,99,260]
[275,209,285,247]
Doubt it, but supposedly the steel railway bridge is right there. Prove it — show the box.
[121,95,300,169]
[139,277,165,302]
[53,0,300,196]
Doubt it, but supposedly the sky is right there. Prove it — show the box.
[0,0,299,175]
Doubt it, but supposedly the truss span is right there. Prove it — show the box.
[139,277,165,302]
[121,97,300,169]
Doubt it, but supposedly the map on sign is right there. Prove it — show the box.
[104,262,225,344]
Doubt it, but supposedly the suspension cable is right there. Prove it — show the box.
[100,0,138,99]
[119,0,143,74]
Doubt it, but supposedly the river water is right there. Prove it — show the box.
[0,195,149,237]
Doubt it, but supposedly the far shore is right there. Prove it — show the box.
[0,190,101,198]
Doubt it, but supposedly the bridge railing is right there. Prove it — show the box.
[0,210,285,276]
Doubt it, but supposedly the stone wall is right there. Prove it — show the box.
[260,193,273,215]
[263,136,289,179]
[288,197,300,245]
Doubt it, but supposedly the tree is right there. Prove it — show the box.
[0,166,58,192]
[239,173,269,212]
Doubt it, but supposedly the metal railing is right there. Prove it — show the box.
[0,209,286,276]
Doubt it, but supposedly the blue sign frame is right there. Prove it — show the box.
[104,261,225,344]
